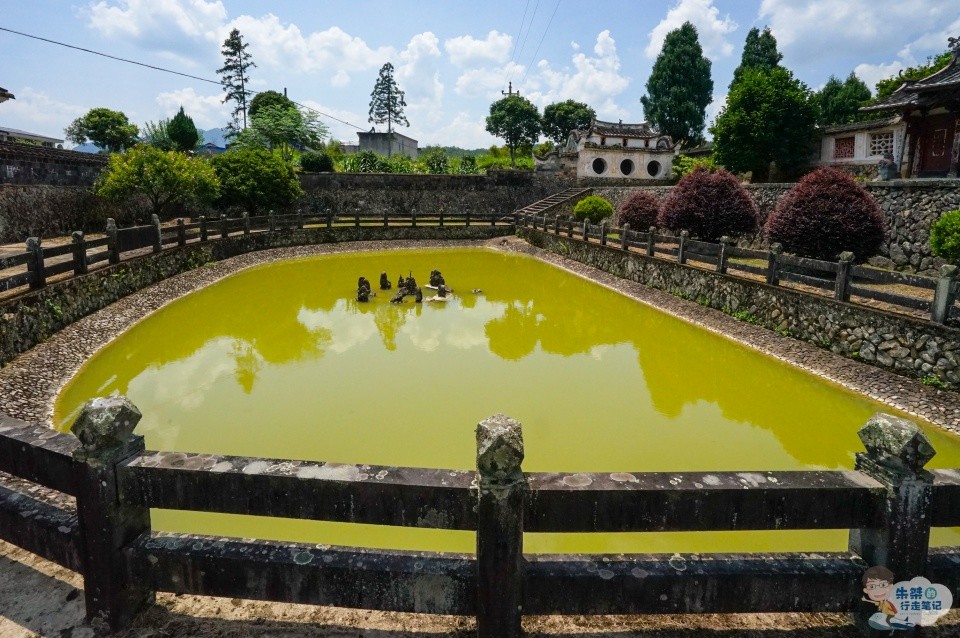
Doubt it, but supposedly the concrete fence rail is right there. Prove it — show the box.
[2,403,960,635]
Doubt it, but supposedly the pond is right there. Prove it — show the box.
[55,248,960,553]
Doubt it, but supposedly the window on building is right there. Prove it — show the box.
[620,159,634,176]
[833,136,855,160]
[647,160,661,177]
[592,157,607,174]
[869,132,894,157]
[600,137,606,146]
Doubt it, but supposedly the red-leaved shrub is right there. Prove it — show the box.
[657,167,759,241]
[616,190,660,230]
[765,167,885,261]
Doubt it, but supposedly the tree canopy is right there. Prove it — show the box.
[217,28,256,133]
[873,51,952,100]
[711,67,817,181]
[640,21,713,147]
[64,107,139,153]
[249,90,295,119]
[814,72,871,126]
[368,63,409,136]
[730,27,782,87]
[541,100,596,145]
[485,95,541,167]
[211,148,303,213]
[232,103,328,162]
[96,145,219,217]
[168,106,200,152]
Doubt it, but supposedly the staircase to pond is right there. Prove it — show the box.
[515,187,592,218]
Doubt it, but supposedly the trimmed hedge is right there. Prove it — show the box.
[616,190,660,230]
[300,151,334,172]
[931,209,960,263]
[657,167,759,241]
[765,167,885,261]
[573,195,614,224]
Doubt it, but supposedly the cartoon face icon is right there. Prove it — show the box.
[864,578,893,602]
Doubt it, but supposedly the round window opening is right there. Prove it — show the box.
[620,159,635,176]
[592,158,607,175]
[647,160,662,177]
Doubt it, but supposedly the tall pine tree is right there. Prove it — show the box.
[640,22,713,147]
[730,27,782,87]
[217,29,256,134]
[368,63,409,155]
[168,106,200,152]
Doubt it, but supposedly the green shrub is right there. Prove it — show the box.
[658,167,759,241]
[339,150,392,173]
[672,154,717,178]
[299,151,334,172]
[931,209,960,263]
[573,195,614,224]
[386,153,416,173]
[455,155,481,174]
[533,141,555,157]
[211,148,302,214]
[419,147,449,174]
[765,167,885,261]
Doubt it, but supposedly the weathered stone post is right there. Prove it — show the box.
[296,208,304,230]
[151,214,162,252]
[582,219,589,241]
[600,222,607,246]
[490,211,496,227]
[106,218,120,264]
[242,212,251,236]
[268,210,276,234]
[71,396,153,632]
[439,210,445,227]
[466,211,471,227]
[849,413,935,595]
[26,237,46,289]
[176,218,186,247]
[834,252,854,302]
[476,414,526,638]
[620,223,630,251]
[716,236,730,274]
[383,210,390,228]
[567,216,574,237]
[647,226,657,257]
[677,230,689,265]
[355,210,361,228]
[326,210,334,229]
[553,215,560,234]
[931,265,958,323]
[71,231,88,275]
[411,210,417,228]
[219,214,229,239]
[199,215,208,242]
[766,243,782,286]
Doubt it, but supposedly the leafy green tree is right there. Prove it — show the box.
[419,146,449,174]
[233,104,328,162]
[168,106,200,152]
[368,62,409,155]
[249,90,294,119]
[64,108,139,153]
[541,100,596,145]
[211,148,303,213]
[873,51,952,100]
[485,95,541,167]
[217,28,256,133]
[640,22,713,147]
[815,72,871,125]
[141,119,175,151]
[96,145,219,217]
[711,67,817,181]
[730,26,782,87]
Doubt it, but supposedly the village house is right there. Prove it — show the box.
[537,119,675,180]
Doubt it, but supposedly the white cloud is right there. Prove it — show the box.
[227,14,392,81]
[526,31,630,118]
[444,31,512,67]
[299,100,366,144]
[704,93,726,132]
[87,0,226,55]
[411,111,495,149]
[155,87,229,129]
[395,32,444,112]
[0,88,87,140]
[645,0,738,59]
[454,62,525,98]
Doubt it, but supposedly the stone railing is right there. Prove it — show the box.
[1,401,958,634]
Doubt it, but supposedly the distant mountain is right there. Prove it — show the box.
[68,128,230,153]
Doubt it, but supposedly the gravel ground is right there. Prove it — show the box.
[1,237,959,637]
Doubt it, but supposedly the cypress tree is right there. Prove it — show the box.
[640,21,713,147]
[730,27,782,87]
[168,106,200,152]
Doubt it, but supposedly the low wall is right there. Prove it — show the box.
[590,179,960,276]
[518,227,960,388]
[0,225,511,365]
[0,141,107,186]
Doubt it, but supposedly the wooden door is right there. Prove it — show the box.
[919,113,956,176]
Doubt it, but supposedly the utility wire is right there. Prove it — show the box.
[521,0,561,84]
[508,0,530,67]
[0,26,365,131]
[513,0,540,72]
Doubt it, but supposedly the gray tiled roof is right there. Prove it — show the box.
[861,52,960,112]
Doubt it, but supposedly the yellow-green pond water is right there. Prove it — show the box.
[55,248,960,554]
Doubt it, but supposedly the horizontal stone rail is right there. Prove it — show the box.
[2,401,960,634]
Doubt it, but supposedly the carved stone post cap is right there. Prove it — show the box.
[71,395,142,450]
[476,414,524,478]
[26,237,40,249]
[648,226,657,233]
[71,231,84,241]
[106,218,117,229]
[151,214,160,223]
[770,243,783,254]
[680,230,689,238]
[940,264,958,279]
[838,251,855,262]
[719,236,731,244]
[858,413,935,472]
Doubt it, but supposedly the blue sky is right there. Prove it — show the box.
[1,0,957,148]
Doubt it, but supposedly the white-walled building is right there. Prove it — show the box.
[568,120,675,180]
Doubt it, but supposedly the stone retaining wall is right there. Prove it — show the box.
[518,227,960,389]
[590,179,960,276]
[0,225,510,365]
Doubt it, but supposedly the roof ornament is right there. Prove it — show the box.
[949,36,960,55]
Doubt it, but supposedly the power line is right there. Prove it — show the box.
[508,0,531,67]
[513,0,540,72]
[522,0,561,85]
[0,26,365,131]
